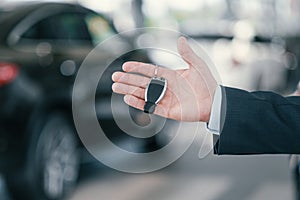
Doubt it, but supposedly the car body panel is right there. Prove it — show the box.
[0,2,151,174]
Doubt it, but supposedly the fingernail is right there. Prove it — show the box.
[123,95,129,104]
[111,83,117,92]
[122,63,128,71]
[112,72,121,81]
[111,73,116,81]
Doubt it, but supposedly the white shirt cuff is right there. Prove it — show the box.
[206,85,222,135]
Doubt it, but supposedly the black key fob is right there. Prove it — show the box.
[144,77,167,114]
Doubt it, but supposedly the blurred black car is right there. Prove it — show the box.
[0,2,152,200]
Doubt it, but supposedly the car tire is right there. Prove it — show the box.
[6,113,80,200]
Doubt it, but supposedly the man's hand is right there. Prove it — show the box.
[112,37,217,122]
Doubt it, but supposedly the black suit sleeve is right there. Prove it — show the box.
[214,86,300,155]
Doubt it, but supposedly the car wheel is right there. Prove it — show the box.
[6,113,80,200]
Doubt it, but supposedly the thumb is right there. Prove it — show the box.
[177,36,206,69]
[177,36,218,95]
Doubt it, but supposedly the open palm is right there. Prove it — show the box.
[112,37,217,122]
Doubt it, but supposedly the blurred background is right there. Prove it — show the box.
[0,0,300,200]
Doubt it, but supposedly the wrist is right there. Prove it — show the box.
[206,85,223,135]
[199,94,216,122]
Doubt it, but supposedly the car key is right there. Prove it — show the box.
[144,76,167,114]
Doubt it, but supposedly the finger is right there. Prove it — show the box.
[177,36,217,93]
[123,95,145,111]
[112,71,150,88]
[122,61,169,78]
[112,83,145,99]
[177,36,206,68]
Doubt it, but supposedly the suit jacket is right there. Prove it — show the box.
[214,86,300,155]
